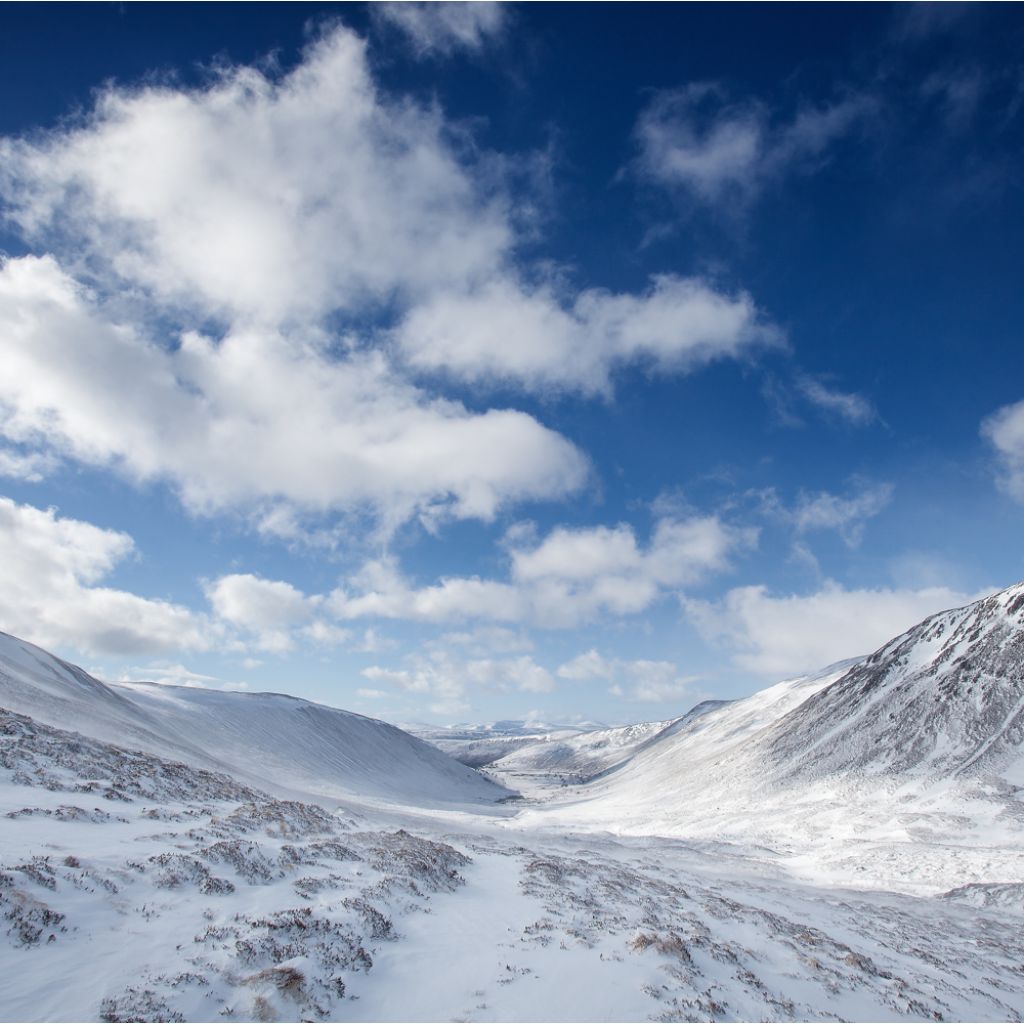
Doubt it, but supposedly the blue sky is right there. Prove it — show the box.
[1,2,1023,725]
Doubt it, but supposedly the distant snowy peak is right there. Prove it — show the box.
[411,719,602,768]
[0,630,511,807]
[765,582,1024,781]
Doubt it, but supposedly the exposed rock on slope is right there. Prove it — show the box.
[763,583,1024,782]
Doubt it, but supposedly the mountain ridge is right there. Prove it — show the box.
[0,629,511,808]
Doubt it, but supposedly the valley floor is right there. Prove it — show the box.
[2,708,1023,1024]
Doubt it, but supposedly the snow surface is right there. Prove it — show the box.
[2,584,1024,1021]
[410,720,597,769]
[0,631,510,809]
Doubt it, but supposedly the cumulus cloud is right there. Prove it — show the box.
[0,25,777,535]
[634,82,874,209]
[397,274,780,395]
[206,574,315,630]
[0,28,510,324]
[327,515,757,627]
[684,581,988,679]
[982,399,1024,502]
[203,573,361,653]
[373,2,507,57]
[204,573,321,652]
[0,255,586,528]
[363,650,554,715]
[195,514,753,646]
[557,649,697,704]
[0,496,214,656]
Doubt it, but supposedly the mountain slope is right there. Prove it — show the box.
[0,630,510,807]
[411,720,596,768]
[762,583,1024,783]
[523,587,1024,892]
[539,659,859,823]
[488,701,731,792]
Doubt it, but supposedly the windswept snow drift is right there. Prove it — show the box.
[0,631,510,807]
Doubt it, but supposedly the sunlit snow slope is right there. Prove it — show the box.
[0,631,510,807]
[535,586,1024,893]
[762,582,1024,782]
[487,701,730,794]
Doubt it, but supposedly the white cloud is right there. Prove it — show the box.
[363,650,554,710]
[0,496,214,656]
[206,574,315,630]
[438,626,534,656]
[982,399,1024,502]
[796,375,878,426]
[397,274,779,395]
[0,28,510,324]
[327,515,756,627]
[204,573,357,652]
[301,621,353,647]
[119,663,223,688]
[0,255,587,529]
[0,24,786,539]
[555,649,614,681]
[685,581,988,679]
[634,83,873,209]
[513,516,753,589]
[789,481,893,547]
[330,557,525,624]
[0,447,57,483]
[558,649,697,704]
[373,2,507,57]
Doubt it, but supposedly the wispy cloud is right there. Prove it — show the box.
[748,480,893,550]
[796,375,879,426]
[372,2,508,58]
[632,82,875,211]
[763,372,879,428]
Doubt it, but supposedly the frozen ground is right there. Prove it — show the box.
[2,585,1024,1022]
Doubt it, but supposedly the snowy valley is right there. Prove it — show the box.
[2,584,1024,1022]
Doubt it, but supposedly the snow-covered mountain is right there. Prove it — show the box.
[0,631,510,807]
[532,659,862,829]
[526,585,1024,894]
[486,702,730,796]
[410,719,597,768]
[3,589,1024,1021]
[762,582,1024,783]
[5,698,1023,1023]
